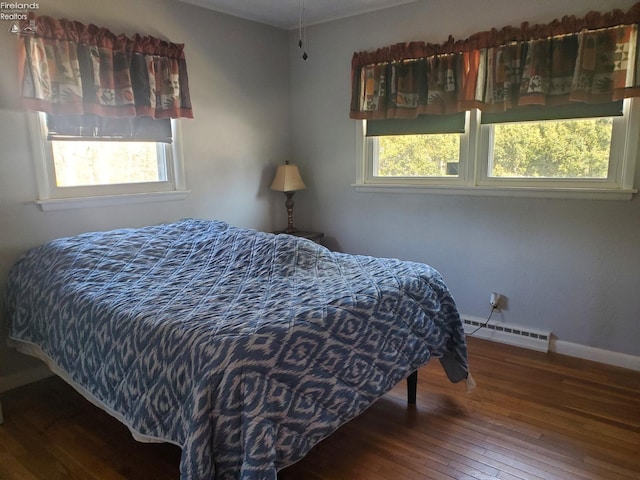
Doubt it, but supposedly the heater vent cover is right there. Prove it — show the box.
[463,316,551,352]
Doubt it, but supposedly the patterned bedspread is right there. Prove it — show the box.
[6,219,468,480]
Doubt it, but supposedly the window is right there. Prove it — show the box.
[28,112,189,211]
[350,5,640,200]
[357,98,639,199]
[487,118,612,179]
[51,141,166,187]
[376,132,461,177]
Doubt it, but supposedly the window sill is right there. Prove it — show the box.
[352,183,637,200]
[35,190,191,211]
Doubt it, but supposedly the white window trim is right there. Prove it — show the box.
[354,99,640,200]
[27,112,190,211]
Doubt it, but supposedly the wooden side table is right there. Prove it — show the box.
[273,230,324,243]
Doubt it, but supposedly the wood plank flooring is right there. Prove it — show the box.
[1,337,638,479]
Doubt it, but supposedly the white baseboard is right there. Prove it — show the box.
[0,364,52,393]
[550,339,640,372]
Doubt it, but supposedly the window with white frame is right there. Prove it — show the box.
[358,98,639,199]
[349,5,640,200]
[17,15,193,211]
[29,112,188,211]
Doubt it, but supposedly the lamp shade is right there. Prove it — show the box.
[270,163,306,192]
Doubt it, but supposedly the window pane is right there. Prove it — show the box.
[490,118,613,179]
[376,134,461,177]
[51,141,164,187]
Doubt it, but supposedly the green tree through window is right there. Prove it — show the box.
[378,133,460,177]
[491,118,612,178]
[375,117,612,179]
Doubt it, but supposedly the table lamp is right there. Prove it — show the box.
[270,161,306,233]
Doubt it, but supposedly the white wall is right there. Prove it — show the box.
[0,0,291,380]
[289,0,640,357]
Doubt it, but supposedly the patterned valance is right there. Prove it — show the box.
[19,14,193,119]
[350,3,640,120]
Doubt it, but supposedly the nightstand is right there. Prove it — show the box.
[273,230,324,243]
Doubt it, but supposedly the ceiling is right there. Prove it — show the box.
[177,0,417,30]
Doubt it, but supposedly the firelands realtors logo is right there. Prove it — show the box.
[2,2,40,35]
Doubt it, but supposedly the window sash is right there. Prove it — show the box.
[365,111,476,186]
[46,142,174,197]
[478,124,619,189]
[28,112,188,207]
[360,99,639,196]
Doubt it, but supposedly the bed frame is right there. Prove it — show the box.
[407,370,418,404]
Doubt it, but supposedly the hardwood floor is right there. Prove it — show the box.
[1,337,638,479]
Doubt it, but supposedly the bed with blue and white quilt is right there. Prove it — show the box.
[6,218,469,480]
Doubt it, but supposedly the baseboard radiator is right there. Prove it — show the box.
[462,315,551,353]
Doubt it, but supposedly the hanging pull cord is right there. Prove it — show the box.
[298,0,308,60]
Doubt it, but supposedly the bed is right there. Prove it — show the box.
[5,218,469,480]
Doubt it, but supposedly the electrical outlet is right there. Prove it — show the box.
[490,292,501,308]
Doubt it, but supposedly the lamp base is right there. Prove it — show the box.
[282,191,297,233]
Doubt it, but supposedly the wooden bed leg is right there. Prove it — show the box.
[407,371,417,404]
